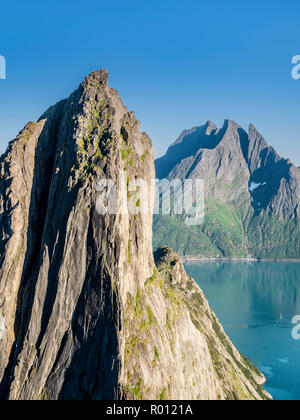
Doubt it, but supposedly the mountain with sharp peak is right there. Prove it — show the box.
[154,120,300,259]
[0,71,270,400]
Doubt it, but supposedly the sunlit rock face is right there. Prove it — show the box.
[0,70,270,400]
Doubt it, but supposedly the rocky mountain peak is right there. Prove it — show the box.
[223,119,241,130]
[82,68,110,88]
[154,117,300,259]
[205,120,218,135]
[0,70,270,400]
[248,123,262,136]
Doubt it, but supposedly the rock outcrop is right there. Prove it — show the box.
[154,120,300,258]
[0,70,269,400]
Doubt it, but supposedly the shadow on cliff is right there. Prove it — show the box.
[0,101,121,400]
[57,211,121,400]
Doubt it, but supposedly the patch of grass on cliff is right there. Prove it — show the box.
[166,285,182,306]
[132,379,143,399]
[159,387,167,400]
[153,346,159,365]
[146,306,154,325]
[145,267,163,291]
[141,150,149,163]
[134,289,143,317]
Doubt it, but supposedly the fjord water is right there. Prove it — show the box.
[184,262,300,400]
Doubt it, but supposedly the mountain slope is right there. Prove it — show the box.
[154,120,300,259]
[0,71,269,400]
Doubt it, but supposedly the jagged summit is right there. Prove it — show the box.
[154,118,300,259]
[156,119,253,179]
[83,68,110,85]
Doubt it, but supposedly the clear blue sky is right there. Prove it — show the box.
[0,0,300,162]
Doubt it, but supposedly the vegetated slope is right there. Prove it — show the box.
[0,71,270,400]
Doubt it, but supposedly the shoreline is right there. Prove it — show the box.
[183,257,300,263]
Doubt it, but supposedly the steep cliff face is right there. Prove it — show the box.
[154,120,300,258]
[0,70,269,400]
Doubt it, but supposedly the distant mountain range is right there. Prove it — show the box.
[154,120,300,259]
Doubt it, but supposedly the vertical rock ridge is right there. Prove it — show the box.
[0,71,269,400]
[0,100,67,395]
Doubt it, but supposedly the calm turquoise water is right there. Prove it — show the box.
[184,262,300,401]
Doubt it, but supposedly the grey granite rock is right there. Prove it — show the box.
[0,71,270,400]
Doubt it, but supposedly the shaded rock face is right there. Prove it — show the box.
[154,120,300,259]
[0,71,269,400]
